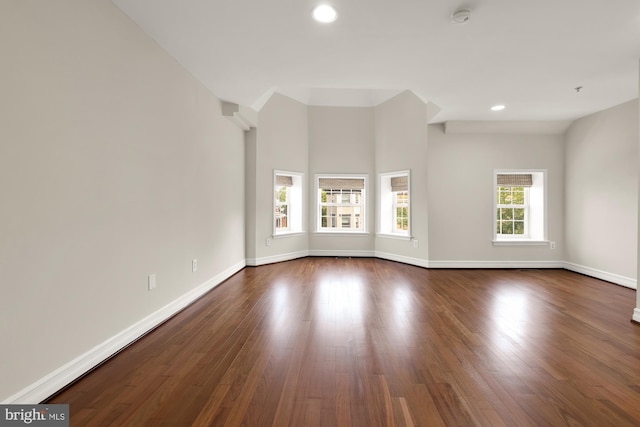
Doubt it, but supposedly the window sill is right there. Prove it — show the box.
[492,240,549,246]
[376,233,412,241]
[314,231,370,236]
[273,231,306,239]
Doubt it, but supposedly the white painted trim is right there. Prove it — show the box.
[246,250,309,267]
[492,240,549,246]
[313,232,371,237]
[376,233,412,241]
[308,250,375,258]
[272,232,306,239]
[428,260,564,269]
[632,308,640,324]
[563,262,637,289]
[2,260,246,404]
[374,251,429,268]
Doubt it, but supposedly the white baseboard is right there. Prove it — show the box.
[563,262,637,289]
[3,260,246,405]
[427,260,564,269]
[246,250,309,266]
[633,308,640,324]
[374,251,429,268]
[308,250,375,257]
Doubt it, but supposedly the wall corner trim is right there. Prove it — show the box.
[632,308,640,324]
[221,102,258,130]
[2,260,246,405]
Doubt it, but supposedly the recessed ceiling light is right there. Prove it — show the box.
[313,5,338,23]
[491,105,506,111]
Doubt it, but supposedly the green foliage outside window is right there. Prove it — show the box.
[497,186,525,235]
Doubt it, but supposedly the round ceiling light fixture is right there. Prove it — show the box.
[491,104,506,111]
[313,5,338,23]
[451,8,471,24]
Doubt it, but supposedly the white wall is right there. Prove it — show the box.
[427,125,564,265]
[0,0,245,402]
[249,93,309,264]
[308,106,376,254]
[564,100,638,286]
[374,91,429,264]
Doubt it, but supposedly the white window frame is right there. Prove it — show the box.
[493,169,547,245]
[496,186,529,237]
[377,170,411,239]
[273,170,304,237]
[316,174,367,234]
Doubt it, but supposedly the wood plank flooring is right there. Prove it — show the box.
[47,257,640,426]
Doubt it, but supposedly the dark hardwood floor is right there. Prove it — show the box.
[48,257,640,426]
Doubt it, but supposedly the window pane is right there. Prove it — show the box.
[276,187,287,202]
[496,220,501,233]
[514,208,524,220]
[499,189,510,204]
[396,192,408,203]
[512,190,524,205]
[501,221,513,234]
[502,208,514,220]
[514,221,525,234]
[319,177,365,230]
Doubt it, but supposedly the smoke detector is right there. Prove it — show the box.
[451,8,471,24]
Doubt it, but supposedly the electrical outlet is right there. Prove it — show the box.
[266,238,271,247]
[192,259,197,272]
[413,239,419,248]
[550,241,556,250]
[148,274,156,291]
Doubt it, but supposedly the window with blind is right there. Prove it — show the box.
[494,170,546,242]
[378,171,411,237]
[317,175,366,232]
[274,170,304,236]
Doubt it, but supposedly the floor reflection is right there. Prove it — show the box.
[315,274,364,324]
[491,287,530,351]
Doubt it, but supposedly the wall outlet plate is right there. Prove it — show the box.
[148,274,156,291]
[192,259,198,272]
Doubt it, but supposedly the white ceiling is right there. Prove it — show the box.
[111,0,640,122]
